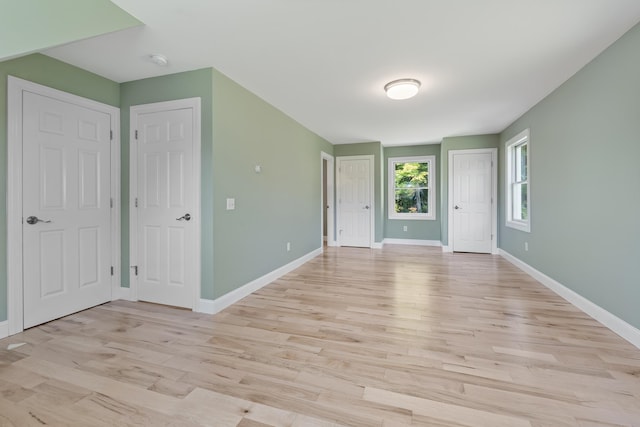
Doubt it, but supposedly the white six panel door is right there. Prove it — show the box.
[137,107,195,308]
[338,157,372,247]
[22,91,112,328]
[452,152,493,253]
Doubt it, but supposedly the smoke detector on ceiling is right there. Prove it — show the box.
[148,54,169,66]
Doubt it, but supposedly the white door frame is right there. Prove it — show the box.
[129,98,201,310]
[336,155,375,248]
[6,76,120,336]
[447,148,498,254]
[321,152,336,247]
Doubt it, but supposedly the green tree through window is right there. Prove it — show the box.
[394,162,429,213]
[388,155,435,220]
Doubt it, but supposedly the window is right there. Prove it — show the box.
[388,156,436,220]
[506,129,530,232]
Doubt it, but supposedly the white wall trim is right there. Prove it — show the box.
[383,238,442,247]
[447,148,498,254]
[6,76,121,336]
[442,246,452,253]
[196,247,323,315]
[0,321,8,340]
[113,286,135,302]
[499,249,640,350]
[371,242,383,249]
[129,98,202,310]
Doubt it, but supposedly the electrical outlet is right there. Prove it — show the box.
[525,242,529,251]
[403,226,408,232]
[286,242,291,252]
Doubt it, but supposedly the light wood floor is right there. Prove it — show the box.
[1,245,639,426]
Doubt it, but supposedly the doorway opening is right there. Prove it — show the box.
[321,152,336,247]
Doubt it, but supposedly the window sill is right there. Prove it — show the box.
[389,216,436,221]
[506,220,530,233]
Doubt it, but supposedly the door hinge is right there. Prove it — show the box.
[110,197,113,208]
[110,130,113,140]
[135,130,138,140]
[131,265,138,276]
[135,197,138,208]
[110,266,114,276]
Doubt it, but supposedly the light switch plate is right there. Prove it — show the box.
[226,198,235,210]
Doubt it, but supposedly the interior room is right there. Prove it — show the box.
[1,1,639,425]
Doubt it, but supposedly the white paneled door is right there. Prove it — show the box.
[451,151,494,253]
[22,91,112,328]
[337,156,373,248]
[134,103,198,308]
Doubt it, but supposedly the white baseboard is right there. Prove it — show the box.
[0,321,8,339]
[499,249,640,350]
[383,238,442,247]
[442,245,452,252]
[196,247,323,315]
[113,286,135,302]
[371,242,384,249]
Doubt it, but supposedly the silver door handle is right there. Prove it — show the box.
[364,205,370,209]
[26,216,51,225]
[176,213,191,221]
[454,205,461,210]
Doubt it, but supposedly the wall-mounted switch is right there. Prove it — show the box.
[226,198,235,210]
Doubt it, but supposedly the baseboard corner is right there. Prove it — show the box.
[383,238,442,247]
[197,298,216,314]
[113,286,135,302]
[0,321,8,339]
[194,247,323,315]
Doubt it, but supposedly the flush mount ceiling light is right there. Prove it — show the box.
[384,78,421,100]
[148,53,169,66]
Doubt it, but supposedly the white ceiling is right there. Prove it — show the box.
[43,0,640,146]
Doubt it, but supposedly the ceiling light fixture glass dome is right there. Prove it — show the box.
[384,78,421,100]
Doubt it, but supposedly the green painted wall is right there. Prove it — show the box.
[1,0,141,60]
[119,69,214,294]
[384,145,441,241]
[211,69,333,298]
[334,142,385,244]
[499,22,640,329]
[440,134,499,246]
[0,53,120,322]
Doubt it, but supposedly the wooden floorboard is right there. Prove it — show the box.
[1,245,639,426]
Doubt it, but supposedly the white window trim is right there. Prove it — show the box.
[505,129,531,232]
[388,155,436,220]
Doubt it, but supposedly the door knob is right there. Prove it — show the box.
[454,205,461,210]
[26,216,51,225]
[176,213,191,221]
[364,205,370,209]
